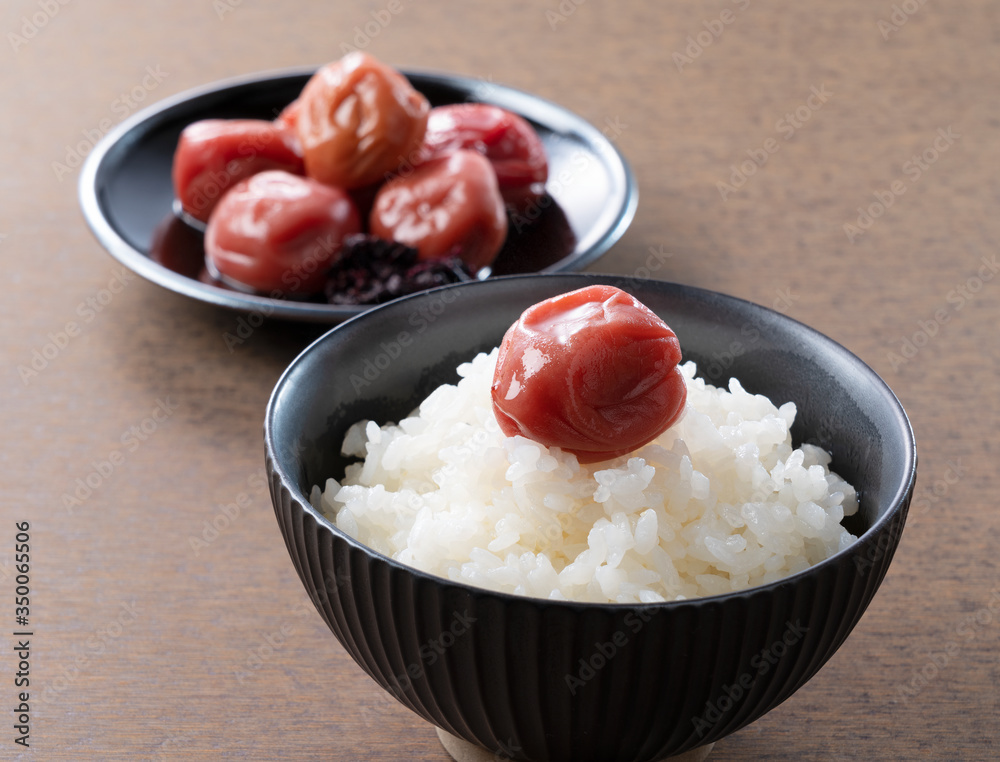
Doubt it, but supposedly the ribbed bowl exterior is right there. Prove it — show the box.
[269,461,909,762]
[265,274,916,762]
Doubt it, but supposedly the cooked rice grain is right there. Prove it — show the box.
[312,349,858,603]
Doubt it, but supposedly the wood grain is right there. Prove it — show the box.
[1,0,997,759]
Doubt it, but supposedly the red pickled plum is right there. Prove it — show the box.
[172,119,304,223]
[491,285,687,463]
[418,104,548,213]
[370,150,507,272]
[296,52,429,189]
[204,170,361,295]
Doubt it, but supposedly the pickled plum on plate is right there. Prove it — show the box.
[296,52,430,189]
[491,286,687,463]
[370,150,508,271]
[166,52,559,302]
[172,119,304,223]
[418,103,549,213]
[204,171,360,296]
[273,99,301,132]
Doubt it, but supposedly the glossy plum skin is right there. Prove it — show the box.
[296,52,429,189]
[418,104,549,213]
[204,170,361,296]
[172,119,304,223]
[491,285,687,464]
[369,150,508,271]
[274,98,301,133]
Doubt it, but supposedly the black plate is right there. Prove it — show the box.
[78,66,638,323]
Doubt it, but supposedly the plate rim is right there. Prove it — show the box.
[78,64,639,323]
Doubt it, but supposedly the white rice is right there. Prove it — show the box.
[311,349,858,603]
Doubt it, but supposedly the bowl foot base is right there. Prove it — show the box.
[435,727,714,761]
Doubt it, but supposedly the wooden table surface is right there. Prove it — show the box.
[2,0,997,759]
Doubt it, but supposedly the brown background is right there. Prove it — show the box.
[1,0,998,759]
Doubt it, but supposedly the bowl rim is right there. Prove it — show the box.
[264,273,917,610]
